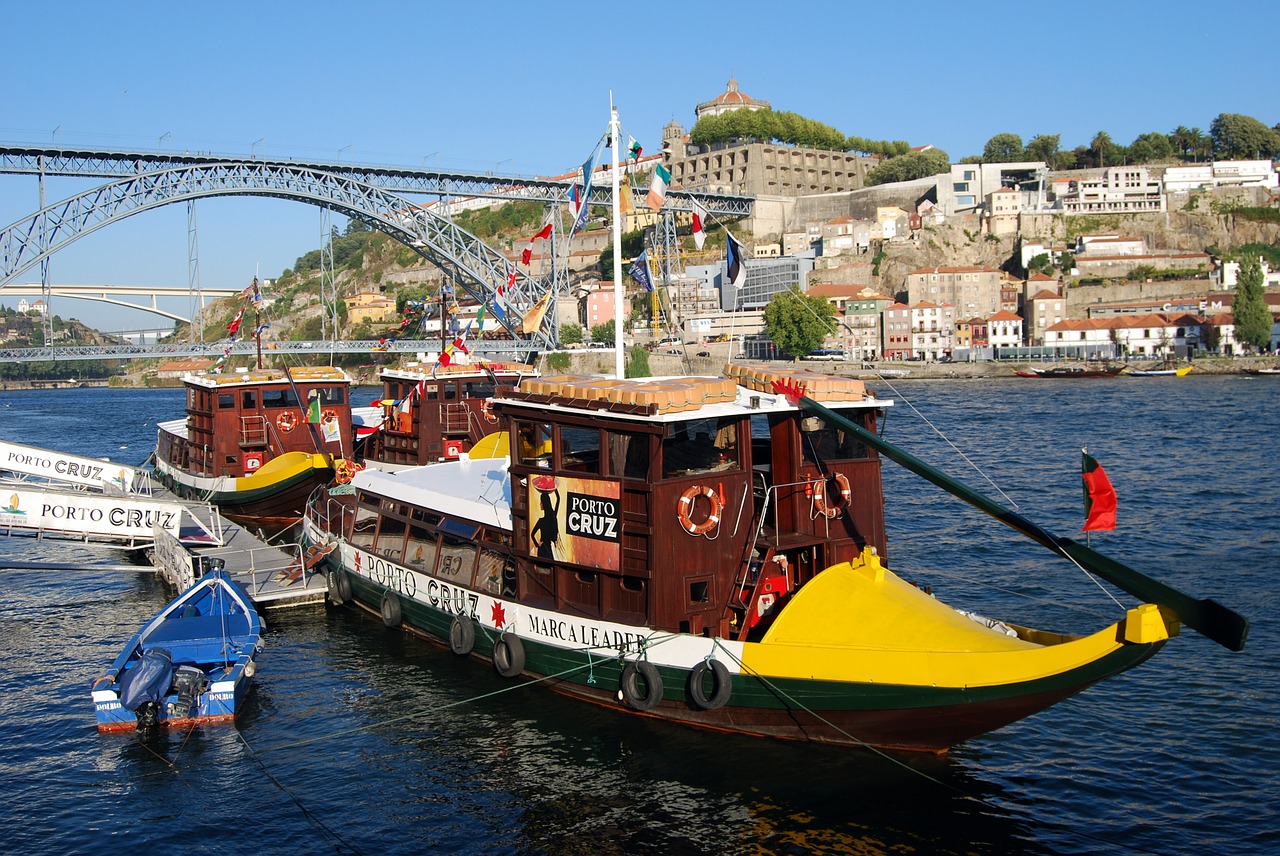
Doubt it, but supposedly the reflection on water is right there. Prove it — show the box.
[0,379,1276,854]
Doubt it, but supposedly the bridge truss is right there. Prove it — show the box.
[0,145,754,357]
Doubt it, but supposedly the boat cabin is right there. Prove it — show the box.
[157,367,355,480]
[363,361,538,469]
[333,367,889,643]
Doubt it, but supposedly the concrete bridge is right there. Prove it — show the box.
[0,145,753,355]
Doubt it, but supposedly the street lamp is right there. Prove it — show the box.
[338,144,352,162]
[251,137,264,158]
[159,131,171,149]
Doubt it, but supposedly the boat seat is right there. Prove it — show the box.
[144,615,254,665]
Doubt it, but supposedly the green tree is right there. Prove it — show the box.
[1091,131,1114,168]
[1232,255,1273,352]
[983,133,1024,162]
[590,319,616,344]
[1210,113,1280,160]
[762,286,836,359]
[625,345,651,378]
[560,322,583,345]
[864,148,951,186]
[1024,134,1061,168]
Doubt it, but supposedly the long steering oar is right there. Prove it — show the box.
[790,387,1249,653]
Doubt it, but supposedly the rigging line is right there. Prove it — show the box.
[235,731,365,855]
[875,376,1023,510]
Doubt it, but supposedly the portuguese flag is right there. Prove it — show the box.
[1081,450,1117,532]
[307,391,322,424]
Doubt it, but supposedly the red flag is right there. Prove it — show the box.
[1081,451,1117,532]
[521,247,532,266]
[532,222,553,241]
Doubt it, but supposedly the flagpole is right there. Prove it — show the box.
[610,97,624,379]
[1082,446,1090,548]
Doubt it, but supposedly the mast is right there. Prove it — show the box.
[610,99,624,379]
[253,276,263,370]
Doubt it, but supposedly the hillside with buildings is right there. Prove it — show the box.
[163,78,1280,368]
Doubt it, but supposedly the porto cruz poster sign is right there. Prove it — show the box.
[527,475,621,570]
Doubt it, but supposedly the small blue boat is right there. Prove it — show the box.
[92,565,263,733]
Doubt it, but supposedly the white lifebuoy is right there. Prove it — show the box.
[813,472,851,518]
[677,485,723,536]
[276,411,298,433]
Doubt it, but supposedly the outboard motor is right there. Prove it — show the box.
[168,666,206,719]
[118,648,174,732]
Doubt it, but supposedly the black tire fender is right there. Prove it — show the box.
[493,634,525,678]
[687,659,732,710]
[620,661,664,711]
[327,570,350,605]
[449,615,476,655]
[380,590,402,628]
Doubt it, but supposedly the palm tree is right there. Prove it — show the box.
[1091,131,1113,168]
[1171,125,1192,159]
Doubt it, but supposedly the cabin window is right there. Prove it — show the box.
[462,381,495,400]
[318,387,346,405]
[218,393,235,409]
[242,391,257,409]
[374,516,407,561]
[661,417,740,478]
[443,382,458,400]
[689,579,711,604]
[437,533,477,587]
[411,508,441,526]
[261,388,300,409]
[561,426,601,474]
[608,430,650,480]
[476,549,511,595]
[350,505,379,550]
[515,421,554,466]
[405,524,439,572]
[800,416,867,463]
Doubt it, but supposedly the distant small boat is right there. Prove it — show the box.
[1016,365,1127,379]
[1248,367,1280,375]
[1128,365,1193,377]
[91,567,262,733]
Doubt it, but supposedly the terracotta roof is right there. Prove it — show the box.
[1029,290,1061,300]
[987,310,1023,321]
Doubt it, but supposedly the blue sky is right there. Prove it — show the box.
[1,0,1274,330]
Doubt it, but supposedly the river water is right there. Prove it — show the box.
[0,378,1276,855]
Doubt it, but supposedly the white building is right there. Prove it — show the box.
[1163,160,1278,192]
[1062,167,1165,215]
[987,310,1024,350]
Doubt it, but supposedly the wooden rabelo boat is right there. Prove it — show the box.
[302,366,1247,752]
[362,360,539,471]
[154,366,357,528]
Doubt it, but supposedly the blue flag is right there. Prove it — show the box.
[571,151,595,235]
[629,250,653,292]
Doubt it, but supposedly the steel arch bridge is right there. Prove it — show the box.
[0,161,562,351]
[0,146,755,355]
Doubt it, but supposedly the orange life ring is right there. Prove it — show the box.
[677,485,723,536]
[277,411,298,433]
[321,408,339,425]
[333,459,363,485]
[813,472,851,518]
[480,399,498,423]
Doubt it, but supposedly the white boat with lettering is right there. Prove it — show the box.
[0,485,220,548]
[0,438,150,494]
